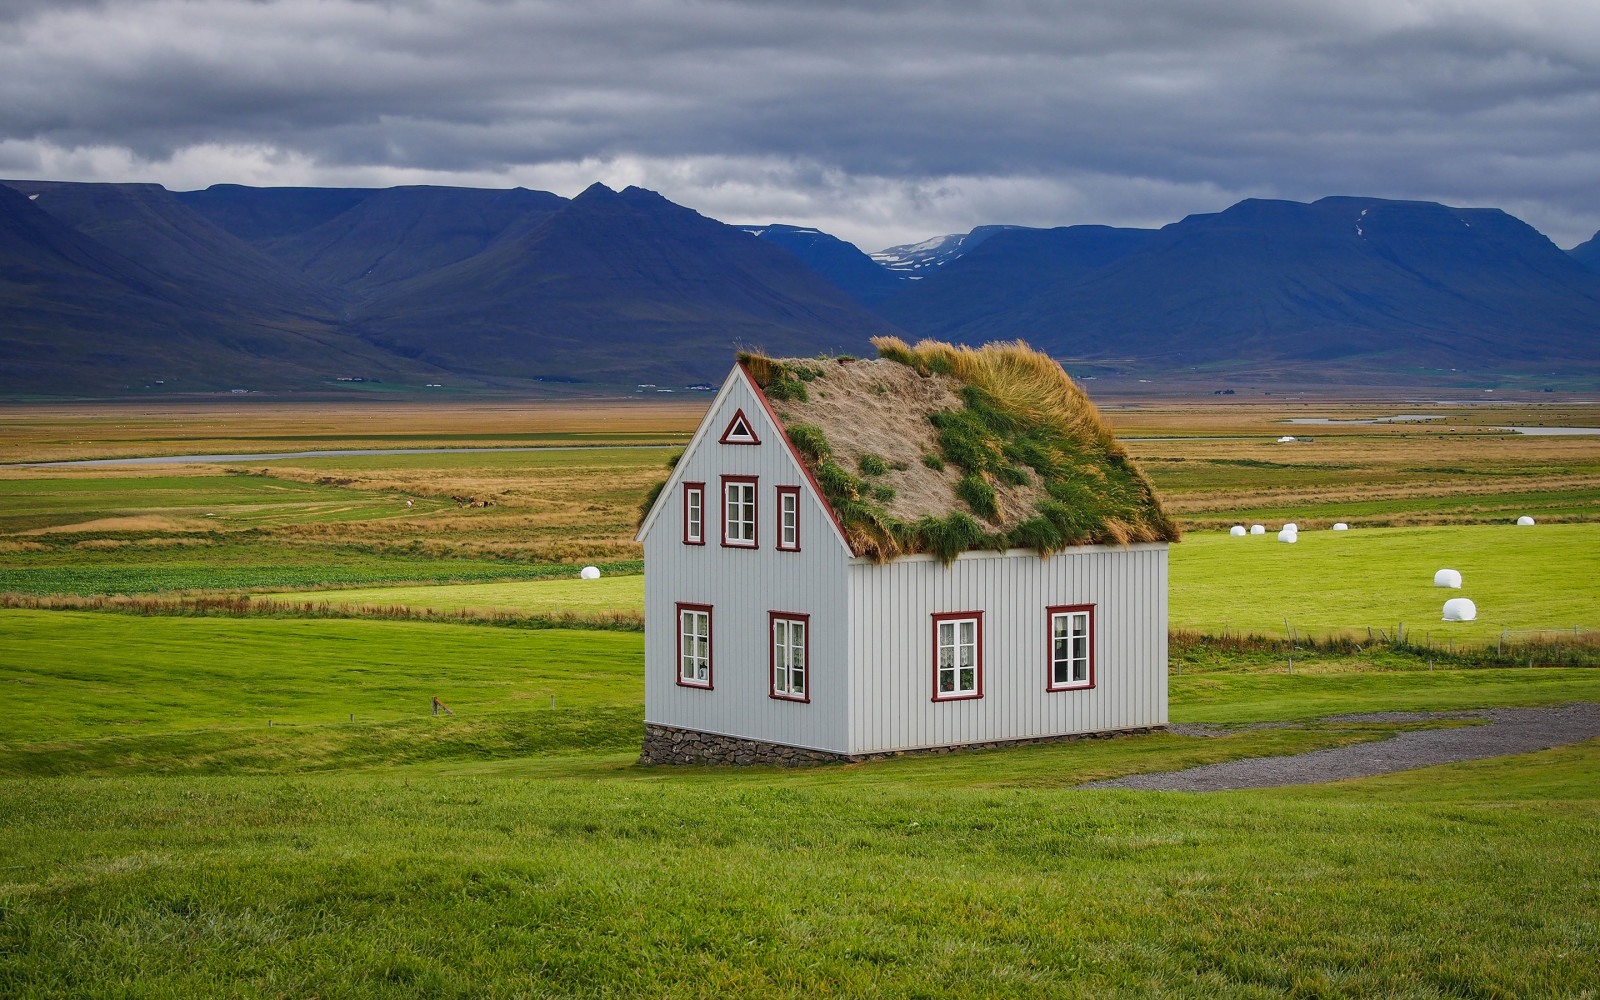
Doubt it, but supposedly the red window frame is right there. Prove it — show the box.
[768,611,811,703]
[931,611,984,702]
[675,602,713,689]
[719,408,761,445]
[775,485,800,552]
[720,474,758,548]
[682,482,705,545]
[1046,604,1096,691]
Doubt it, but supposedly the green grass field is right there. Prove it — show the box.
[248,522,1600,648]
[268,573,645,616]
[5,589,1600,996]
[1172,522,1600,642]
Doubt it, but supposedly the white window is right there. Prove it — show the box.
[723,477,756,547]
[683,484,704,545]
[1049,606,1093,690]
[771,614,807,700]
[678,605,711,687]
[934,613,982,699]
[777,487,799,551]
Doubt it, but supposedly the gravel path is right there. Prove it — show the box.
[1085,702,1600,792]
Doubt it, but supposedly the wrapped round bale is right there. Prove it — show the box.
[1332,522,1349,531]
[1277,527,1298,543]
[1516,515,1536,526]
[1433,568,1462,589]
[1442,597,1477,621]
[1250,524,1266,535]
[580,565,601,580]
[1230,525,1247,536]
[1283,522,1298,532]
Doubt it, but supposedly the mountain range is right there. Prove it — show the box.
[3,178,1599,393]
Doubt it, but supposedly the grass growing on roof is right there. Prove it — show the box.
[741,339,1178,562]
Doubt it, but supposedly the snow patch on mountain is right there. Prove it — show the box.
[871,225,1027,278]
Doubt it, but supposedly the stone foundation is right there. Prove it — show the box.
[640,722,1163,766]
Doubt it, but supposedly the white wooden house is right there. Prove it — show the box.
[635,341,1175,764]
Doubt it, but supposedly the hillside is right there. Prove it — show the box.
[876,225,1159,338]
[738,224,905,304]
[348,184,899,385]
[0,183,422,392]
[884,197,1600,374]
[0,180,901,393]
[1572,231,1600,274]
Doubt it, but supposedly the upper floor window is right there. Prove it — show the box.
[677,603,712,688]
[776,486,800,551]
[1048,605,1094,690]
[770,612,808,701]
[722,476,757,547]
[932,612,983,701]
[682,483,705,545]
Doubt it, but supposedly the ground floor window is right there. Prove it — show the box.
[933,612,982,700]
[677,603,712,687]
[1048,605,1094,690]
[770,613,809,701]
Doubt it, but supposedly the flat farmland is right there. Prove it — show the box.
[5,395,1600,997]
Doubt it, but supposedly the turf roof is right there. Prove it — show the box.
[741,338,1180,563]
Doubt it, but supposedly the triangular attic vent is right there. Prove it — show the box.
[719,409,760,445]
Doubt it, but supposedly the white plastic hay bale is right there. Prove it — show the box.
[1250,524,1266,535]
[1278,435,1296,443]
[1332,522,1349,531]
[1230,525,1247,536]
[1433,568,1462,589]
[579,565,601,580]
[1283,522,1298,532]
[1277,527,1298,543]
[1516,515,1535,526]
[1442,597,1477,621]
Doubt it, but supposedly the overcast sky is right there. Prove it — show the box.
[2,0,1597,251]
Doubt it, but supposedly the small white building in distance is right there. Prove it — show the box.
[634,338,1179,764]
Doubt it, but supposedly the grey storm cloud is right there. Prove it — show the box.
[2,0,1598,249]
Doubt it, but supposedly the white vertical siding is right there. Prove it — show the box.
[846,543,1168,755]
[643,373,853,753]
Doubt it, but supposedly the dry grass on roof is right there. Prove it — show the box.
[871,336,1119,455]
[737,341,1179,562]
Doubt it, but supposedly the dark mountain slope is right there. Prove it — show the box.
[351,183,903,384]
[945,197,1600,369]
[878,225,1159,338]
[261,186,567,291]
[1571,231,1600,273]
[0,182,432,392]
[5,180,342,320]
[738,224,905,305]
[176,185,377,243]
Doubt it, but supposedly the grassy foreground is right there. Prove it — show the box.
[2,740,1596,997]
[4,612,1600,995]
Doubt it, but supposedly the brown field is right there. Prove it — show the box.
[0,397,705,464]
[2,395,1597,574]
